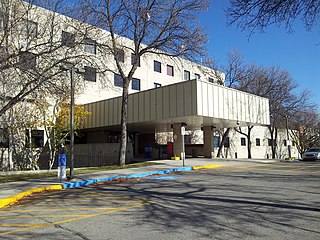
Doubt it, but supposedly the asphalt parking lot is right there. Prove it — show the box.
[1,161,320,240]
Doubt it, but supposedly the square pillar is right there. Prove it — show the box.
[203,126,214,158]
[172,123,182,158]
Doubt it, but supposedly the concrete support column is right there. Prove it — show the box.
[203,126,214,158]
[172,123,182,158]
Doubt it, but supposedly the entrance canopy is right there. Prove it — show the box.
[82,80,270,133]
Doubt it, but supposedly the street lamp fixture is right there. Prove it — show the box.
[60,64,84,179]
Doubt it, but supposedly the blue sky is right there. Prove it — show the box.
[200,1,320,111]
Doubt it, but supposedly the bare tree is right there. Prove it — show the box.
[0,0,96,117]
[226,0,320,33]
[76,0,208,165]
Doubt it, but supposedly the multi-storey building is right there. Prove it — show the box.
[1,1,290,170]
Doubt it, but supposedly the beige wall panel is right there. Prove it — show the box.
[196,81,203,116]
[128,95,133,123]
[169,85,177,118]
[144,91,151,121]
[208,84,214,117]
[213,86,219,118]
[133,94,139,122]
[176,83,184,117]
[202,82,209,116]
[116,98,121,125]
[108,99,113,126]
[138,92,145,122]
[163,87,170,119]
[191,81,197,115]
[183,81,192,116]
[156,89,163,120]
[150,91,156,120]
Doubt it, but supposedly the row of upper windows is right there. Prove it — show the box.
[239,138,293,147]
[153,60,209,81]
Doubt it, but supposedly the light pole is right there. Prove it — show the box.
[285,115,292,159]
[60,64,82,179]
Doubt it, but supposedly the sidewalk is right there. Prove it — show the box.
[0,158,277,208]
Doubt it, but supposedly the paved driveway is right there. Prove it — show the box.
[1,162,320,240]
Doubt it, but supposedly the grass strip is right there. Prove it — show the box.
[0,162,161,183]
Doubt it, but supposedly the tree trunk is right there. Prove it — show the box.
[118,83,129,166]
[247,126,253,159]
[217,128,230,157]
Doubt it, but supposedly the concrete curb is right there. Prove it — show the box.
[0,164,222,209]
[0,185,62,209]
[62,167,193,189]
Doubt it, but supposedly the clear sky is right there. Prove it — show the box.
[199,1,320,111]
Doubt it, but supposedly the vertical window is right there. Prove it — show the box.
[283,140,287,146]
[184,70,190,81]
[25,129,44,148]
[0,128,8,148]
[61,31,75,48]
[114,74,123,87]
[256,138,261,146]
[132,78,140,91]
[268,139,277,146]
[131,53,140,66]
[84,66,97,82]
[223,137,230,148]
[195,73,200,80]
[214,136,220,148]
[115,48,124,62]
[19,51,37,69]
[208,78,214,83]
[241,137,246,146]
[21,19,38,38]
[154,60,161,73]
[84,38,96,54]
[167,65,174,76]
[154,82,161,88]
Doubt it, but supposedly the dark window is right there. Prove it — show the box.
[154,60,161,73]
[241,137,246,146]
[184,70,190,80]
[214,136,220,148]
[268,139,277,146]
[0,128,8,148]
[114,74,123,87]
[132,77,140,91]
[283,140,287,146]
[131,53,140,66]
[223,137,230,148]
[61,31,75,48]
[84,66,97,82]
[84,38,96,54]
[19,51,37,69]
[115,48,124,62]
[167,65,174,76]
[195,73,200,80]
[25,129,44,148]
[209,78,214,83]
[21,19,38,38]
[154,82,161,88]
[256,138,261,146]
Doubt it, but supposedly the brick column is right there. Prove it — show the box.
[203,126,214,158]
[172,123,182,158]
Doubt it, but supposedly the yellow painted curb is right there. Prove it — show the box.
[0,184,62,209]
[192,164,222,170]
